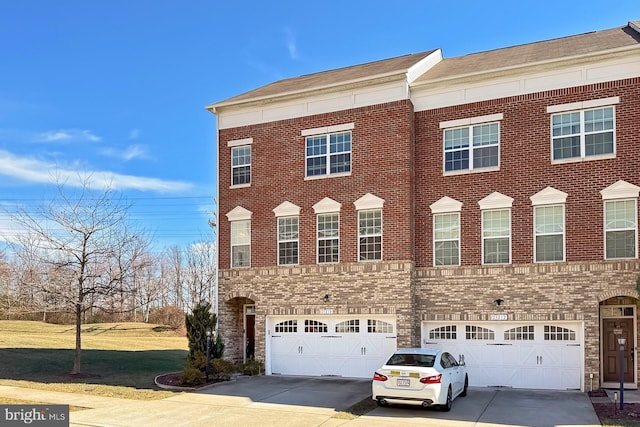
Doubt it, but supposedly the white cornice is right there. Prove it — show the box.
[478,192,514,210]
[273,201,301,217]
[313,197,342,214]
[354,193,385,210]
[530,187,568,206]
[226,206,252,221]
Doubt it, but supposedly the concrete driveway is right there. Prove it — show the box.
[51,375,600,426]
[191,376,600,427]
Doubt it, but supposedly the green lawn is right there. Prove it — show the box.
[0,320,188,400]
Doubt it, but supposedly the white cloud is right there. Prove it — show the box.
[0,150,192,193]
[100,144,149,162]
[285,27,298,59]
[128,128,141,140]
[34,129,102,143]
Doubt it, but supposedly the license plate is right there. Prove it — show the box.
[397,378,410,387]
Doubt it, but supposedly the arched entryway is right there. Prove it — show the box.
[223,295,256,363]
[600,295,638,388]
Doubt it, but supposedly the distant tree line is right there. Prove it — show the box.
[0,178,217,374]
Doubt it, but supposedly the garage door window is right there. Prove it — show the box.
[304,320,328,333]
[504,325,534,340]
[336,320,359,333]
[275,320,297,333]
[368,319,393,333]
[544,325,576,340]
[429,325,457,339]
[466,325,495,340]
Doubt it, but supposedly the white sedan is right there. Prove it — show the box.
[372,348,468,411]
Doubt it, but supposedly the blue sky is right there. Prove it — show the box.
[0,1,637,251]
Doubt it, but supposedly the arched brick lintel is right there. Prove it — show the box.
[223,290,259,304]
[597,289,640,302]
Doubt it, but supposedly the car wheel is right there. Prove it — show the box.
[376,399,388,407]
[441,387,452,412]
[460,375,468,397]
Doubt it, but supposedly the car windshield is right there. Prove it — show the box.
[386,353,435,367]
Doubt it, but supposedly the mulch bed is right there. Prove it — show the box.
[590,390,640,421]
[155,372,225,390]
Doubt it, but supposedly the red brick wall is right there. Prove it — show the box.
[414,78,640,267]
[218,100,415,268]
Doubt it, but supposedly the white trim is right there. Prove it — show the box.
[481,208,512,265]
[226,206,253,221]
[313,197,342,214]
[354,193,385,210]
[430,196,463,213]
[301,123,355,136]
[316,212,340,264]
[530,187,568,206]
[478,192,514,210]
[546,96,620,113]
[603,198,638,260]
[227,137,253,147]
[601,180,640,200]
[533,204,566,263]
[439,113,504,129]
[273,201,301,217]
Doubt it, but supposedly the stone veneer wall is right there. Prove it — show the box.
[414,260,640,388]
[218,260,415,363]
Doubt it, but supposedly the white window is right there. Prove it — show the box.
[551,106,615,162]
[358,209,382,261]
[305,131,351,177]
[228,138,253,187]
[231,220,251,268]
[317,213,339,263]
[278,216,299,265]
[482,209,511,264]
[434,213,460,266]
[534,205,564,262]
[232,146,251,186]
[443,122,499,173]
[605,199,637,259]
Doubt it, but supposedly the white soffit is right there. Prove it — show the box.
[226,206,253,221]
[354,193,385,210]
[273,201,301,217]
[430,196,463,213]
[478,192,514,210]
[530,187,568,206]
[601,180,640,200]
[313,197,342,213]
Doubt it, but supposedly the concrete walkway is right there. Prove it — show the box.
[0,378,625,427]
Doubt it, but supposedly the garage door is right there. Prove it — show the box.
[422,321,583,390]
[267,316,397,378]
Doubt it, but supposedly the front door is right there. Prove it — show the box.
[603,318,634,383]
[245,306,255,362]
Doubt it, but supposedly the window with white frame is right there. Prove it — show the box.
[317,213,339,263]
[358,209,382,261]
[305,131,351,177]
[443,122,499,172]
[278,216,299,265]
[232,146,251,186]
[549,99,617,162]
[482,209,511,264]
[534,205,564,262]
[605,199,637,259]
[231,220,251,268]
[434,212,460,266]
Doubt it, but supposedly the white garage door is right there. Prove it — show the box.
[422,321,583,390]
[267,316,397,378]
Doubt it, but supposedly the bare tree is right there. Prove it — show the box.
[8,181,146,374]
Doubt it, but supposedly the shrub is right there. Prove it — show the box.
[180,364,205,386]
[185,302,219,361]
[149,305,185,329]
[240,358,264,376]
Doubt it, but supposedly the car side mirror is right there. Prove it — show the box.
[458,354,465,366]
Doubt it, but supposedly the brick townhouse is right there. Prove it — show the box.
[206,21,640,391]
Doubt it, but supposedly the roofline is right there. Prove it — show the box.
[206,50,442,114]
[411,43,640,89]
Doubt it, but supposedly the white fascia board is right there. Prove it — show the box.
[407,49,443,84]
